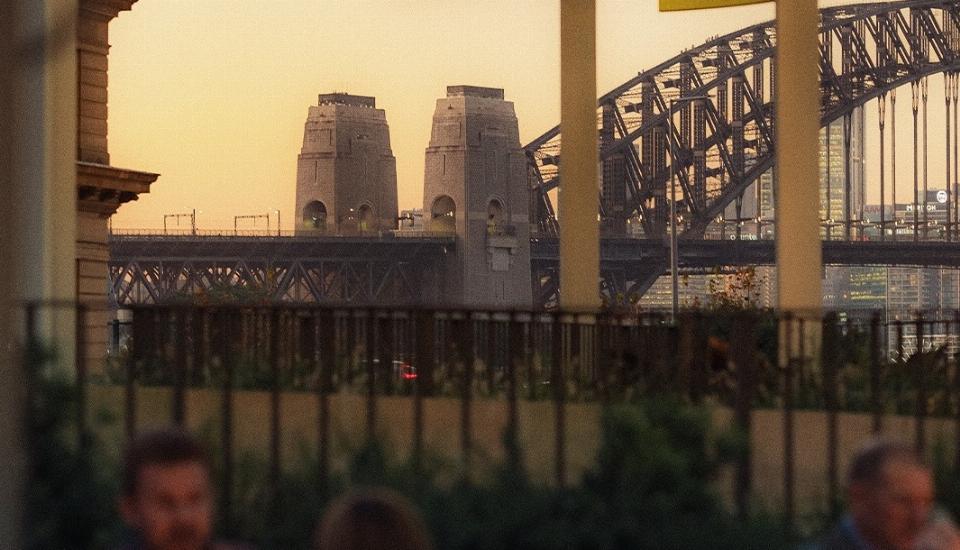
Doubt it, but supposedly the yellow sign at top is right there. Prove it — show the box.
[659,0,771,11]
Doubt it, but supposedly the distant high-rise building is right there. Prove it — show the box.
[819,107,866,237]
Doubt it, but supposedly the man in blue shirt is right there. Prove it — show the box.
[815,440,959,550]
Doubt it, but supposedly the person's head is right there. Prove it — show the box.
[846,440,934,550]
[119,428,215,550]
[315,489,432,550]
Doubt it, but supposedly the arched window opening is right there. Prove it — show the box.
[430,195,456,233]
[357,204,374,232]
[487,199,504,233]
[303,201,327,230]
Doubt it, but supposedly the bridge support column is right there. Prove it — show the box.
[775,0,821,313]
[559,0,599,311]
[1,0,78,544]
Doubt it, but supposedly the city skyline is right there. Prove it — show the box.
[109,0,930,231]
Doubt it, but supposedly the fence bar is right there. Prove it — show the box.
[413,310,434,475]
[782,313,795,528]
[915,316,927,454]
[173,308,187,427]
[268,310,282,525]
[218,308,235,532]
[377,312,393,401]
[127,309,152,441]
[111,318,121,356]
[552,313,567,488]
[457,313,475,477]
[485,316,496,394]
[75,304,89,451]
[317,309,334,495]
[822,314,840,516]
[528,319,539,400]
[365,309,377,441]
[732,313,755,520]
[955,313,960,469]
[507,313,523,471]
[870,311,883,434]
[597,314,613,403]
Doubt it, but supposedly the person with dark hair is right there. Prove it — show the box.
[315,489,432,550]
[814,439,960,550]
[118,428,251,550]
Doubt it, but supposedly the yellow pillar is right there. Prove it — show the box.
[776,0,822,314]
[559,0,600,312]
[1,0,77,543]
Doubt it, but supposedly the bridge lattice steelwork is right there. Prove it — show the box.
[526,0,960,302]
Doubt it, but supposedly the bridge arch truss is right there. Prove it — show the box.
[525,0,960,303]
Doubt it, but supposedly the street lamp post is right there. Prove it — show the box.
[668,95,711,319]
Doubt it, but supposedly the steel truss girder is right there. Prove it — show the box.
[109,258,420,306]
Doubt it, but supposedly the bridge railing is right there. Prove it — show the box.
[18,302,960,528]
[109,228,458,239]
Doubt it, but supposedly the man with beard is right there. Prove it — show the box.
[119,428,252,550]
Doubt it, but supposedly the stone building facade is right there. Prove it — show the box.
[77,0,157,368]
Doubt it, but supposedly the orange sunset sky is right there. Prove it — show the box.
[108,0,927,231]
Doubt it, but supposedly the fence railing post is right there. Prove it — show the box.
[551,312,567,489]
[317,308,335,496]
[507,312,523,472]
[217,307,235,533]
[75,303,89,451]
[822,312,840,517]
[268,309,283,528]
[870,311,883,434]
[365,309,377,442]
[955,312,960,470]
[413,309,434,476]
[732,312,756,520]
[173,307,187,427]
[457,312,475,478]
[782,312,795,529]
[915,315,927,455]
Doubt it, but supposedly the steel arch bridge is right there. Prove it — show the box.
[526,0,960,304]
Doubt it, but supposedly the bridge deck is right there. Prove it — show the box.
[109,233,456,261]
[528,238,960,268]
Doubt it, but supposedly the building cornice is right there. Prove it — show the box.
[77,161,159,217]
[79,0,137,22]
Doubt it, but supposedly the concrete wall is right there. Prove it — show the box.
[87,385,956,516]
[295,94,399,234]
[422,86,532,308]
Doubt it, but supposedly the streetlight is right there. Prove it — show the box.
[668,94,712,319]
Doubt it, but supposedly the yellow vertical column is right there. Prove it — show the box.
[559,0,600,312]
[776,0,822,314]
[1,0,77,544]
[0,8,16,545]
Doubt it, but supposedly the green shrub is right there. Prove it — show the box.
[222,398,795,549]
[24,344,122,550]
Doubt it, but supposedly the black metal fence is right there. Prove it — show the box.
[22,303,960,527]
